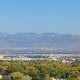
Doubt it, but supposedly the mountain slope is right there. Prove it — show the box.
[0,32,80,49]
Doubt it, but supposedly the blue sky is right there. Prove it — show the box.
[0,0,80,34]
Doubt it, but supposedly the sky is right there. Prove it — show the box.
[0,0,80,34]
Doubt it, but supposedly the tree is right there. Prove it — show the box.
[21,75,32,80]
[11,71,24,80]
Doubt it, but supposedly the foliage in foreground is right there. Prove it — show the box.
[0,60,80,80]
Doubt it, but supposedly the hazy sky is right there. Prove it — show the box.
[0,0,80,34]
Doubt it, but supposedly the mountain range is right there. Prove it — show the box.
[0,32,80,49]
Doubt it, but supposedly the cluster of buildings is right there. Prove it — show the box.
[0,53,80,63]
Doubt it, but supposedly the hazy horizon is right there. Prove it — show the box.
[1,31,80,35]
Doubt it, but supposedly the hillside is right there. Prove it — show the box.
[0,32,80,49]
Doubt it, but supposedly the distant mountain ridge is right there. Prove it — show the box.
[0,32,80,49]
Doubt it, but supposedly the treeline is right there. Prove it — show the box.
[0,60,80,80]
